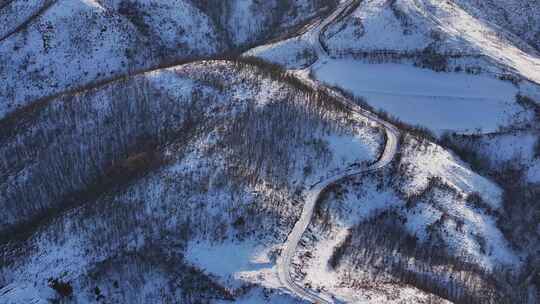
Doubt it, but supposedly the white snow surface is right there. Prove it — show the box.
[185,239,282,290]
[420,0,540,84]
[327,0,540,83]
[325,0,431,53]
[0,0,48,39]
[314,60,520,133]
[401,138,504,209]
[245,37,316,69]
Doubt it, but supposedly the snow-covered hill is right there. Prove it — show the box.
[248,0,540,134]
[1,0,539,303]
[245,0,540,302]
[297,134,525,303]
[0,59,386,303]
[0,0,334,119]
[453,0,540,52]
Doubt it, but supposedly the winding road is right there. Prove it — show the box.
[276,98,399,303]
[302,0,358,59]
[274,0,400,303]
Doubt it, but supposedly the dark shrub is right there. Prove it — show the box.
[48,278,73,298]
[466,192,494,214]
[534,137,540,159]
[233,216,245,229]
[416,47,448,72]
[516,94,540,123]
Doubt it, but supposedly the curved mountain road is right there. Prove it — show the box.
[276,84,399,304]
[0,0,398,301]
[303,0,359,58]
[274,0,400,303]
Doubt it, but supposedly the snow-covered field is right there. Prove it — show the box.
[314,60,521,133]
[185,240,280,289]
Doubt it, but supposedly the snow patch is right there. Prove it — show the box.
[314,60,520,133]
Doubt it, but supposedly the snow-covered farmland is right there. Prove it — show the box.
[314,60,521,133]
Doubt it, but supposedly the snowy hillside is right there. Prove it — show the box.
[0,0,334,119]
[299,134,523,303]
[248,0,540,133]
[0,59,386,303]
[453,0,540,52]
[1,0,539,303]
